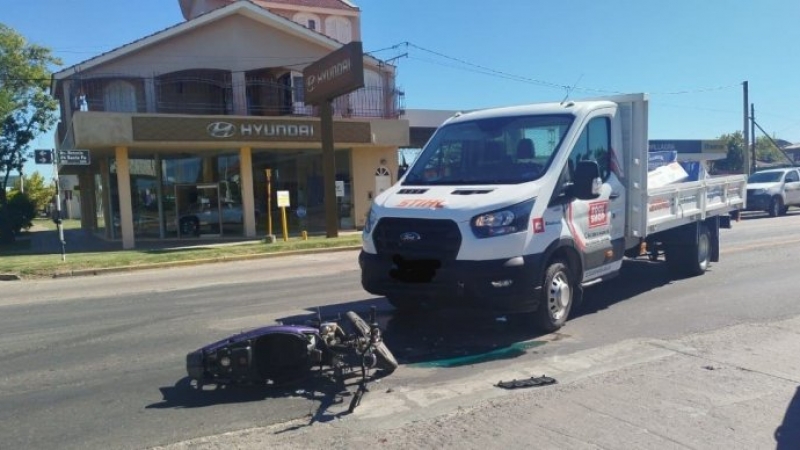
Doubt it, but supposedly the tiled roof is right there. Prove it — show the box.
[256,0,358,11]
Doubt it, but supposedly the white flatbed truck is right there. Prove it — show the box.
[360,93,746,331]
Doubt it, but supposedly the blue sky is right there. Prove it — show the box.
[4,0,800,177]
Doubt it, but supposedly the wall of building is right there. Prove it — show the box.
[351,145,397,228]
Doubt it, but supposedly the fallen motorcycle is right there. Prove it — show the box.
[186,308,398,411]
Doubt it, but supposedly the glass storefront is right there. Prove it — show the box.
[104,148,353,240]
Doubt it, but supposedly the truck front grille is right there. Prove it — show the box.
[372,218,462,261]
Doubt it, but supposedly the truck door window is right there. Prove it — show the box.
[786,171,799,183]
[568,117,611,181]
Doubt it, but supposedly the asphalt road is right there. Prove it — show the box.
[1,210,799,449]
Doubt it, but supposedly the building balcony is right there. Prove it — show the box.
[67,71,404,121]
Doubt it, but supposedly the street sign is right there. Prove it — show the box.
[59,150,91,166]
[276,190,291,208]
[34,149,53,164]
[335,180,345,197]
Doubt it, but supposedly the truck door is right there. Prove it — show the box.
[785,169,800,206]
[563,116,625,281]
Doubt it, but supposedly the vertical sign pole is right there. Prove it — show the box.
[265,168,274,240]
[281,206,288,242]
[320,101,339,238]
[53,150,66,261]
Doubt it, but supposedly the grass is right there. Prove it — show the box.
[0,233,363,278]
[30,218,82,231]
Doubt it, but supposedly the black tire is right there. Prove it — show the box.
[345,311,398,373]
[665,223,711,277]
[769,197,784,217]
[533,259,574,333]
[180,218,200,237]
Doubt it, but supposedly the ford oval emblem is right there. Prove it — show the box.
[399,232,421,243]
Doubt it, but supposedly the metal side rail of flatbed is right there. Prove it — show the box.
[643,175,747,235]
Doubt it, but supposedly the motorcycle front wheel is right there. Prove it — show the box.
[345,311,398,373]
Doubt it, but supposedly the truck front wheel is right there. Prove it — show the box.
[533,259,574,333]
[769,196,784,217]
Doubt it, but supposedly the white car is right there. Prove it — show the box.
[745,167,800,217]
[179,201,260,236]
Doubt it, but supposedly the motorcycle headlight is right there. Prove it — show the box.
[364,206,378,234]
[471,199,535,238]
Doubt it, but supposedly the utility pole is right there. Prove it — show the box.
[742,81,750,175]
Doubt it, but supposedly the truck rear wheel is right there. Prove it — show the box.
[666,223,710,277]
[533,259,574,333]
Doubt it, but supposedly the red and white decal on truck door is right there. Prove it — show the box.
[588,201,609,228]
[566,201,610,251]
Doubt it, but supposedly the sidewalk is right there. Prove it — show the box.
[154,315,800,450]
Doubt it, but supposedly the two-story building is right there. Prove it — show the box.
[52,0,409,248]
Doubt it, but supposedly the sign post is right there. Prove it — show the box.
[52,150,66,261]
[265,168,275,242]
[303,41,364,238]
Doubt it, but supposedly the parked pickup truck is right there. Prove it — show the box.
[359,93,746,332]
[745,167,800,217]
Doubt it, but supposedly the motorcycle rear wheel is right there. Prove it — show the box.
[345,311,398,373]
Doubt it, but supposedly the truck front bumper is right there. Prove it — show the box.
[745,193,771,211]
[359,251,544,313]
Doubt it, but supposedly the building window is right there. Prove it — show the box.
[293,13,321,31]
[324,16,352,43]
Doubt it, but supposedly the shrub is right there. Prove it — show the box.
[2,192,37,234]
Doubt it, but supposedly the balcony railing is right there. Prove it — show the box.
[69,74,404,120]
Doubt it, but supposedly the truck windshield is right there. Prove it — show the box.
[403,114,574,185]
[748,171,784,183]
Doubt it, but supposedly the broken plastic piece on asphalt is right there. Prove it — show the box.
[495,375,557,389]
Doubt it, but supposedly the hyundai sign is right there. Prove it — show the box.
[303,41,365,105]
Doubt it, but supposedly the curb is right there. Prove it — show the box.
[48,245,362,279]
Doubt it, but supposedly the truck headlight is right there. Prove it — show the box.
[752,188,770,196]
[364,206,378,234]
[471,199,535,238]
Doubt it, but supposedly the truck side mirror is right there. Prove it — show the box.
[572,160,602,200]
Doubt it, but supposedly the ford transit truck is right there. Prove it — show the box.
[359,93,746,332]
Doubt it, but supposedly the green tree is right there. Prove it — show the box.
[711,131,745,174]
[0,24,61,243]
[8,171,54,212]
[755,135,790,165]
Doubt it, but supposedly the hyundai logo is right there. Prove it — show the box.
[399,232,421,243]
[207,122,236,138]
